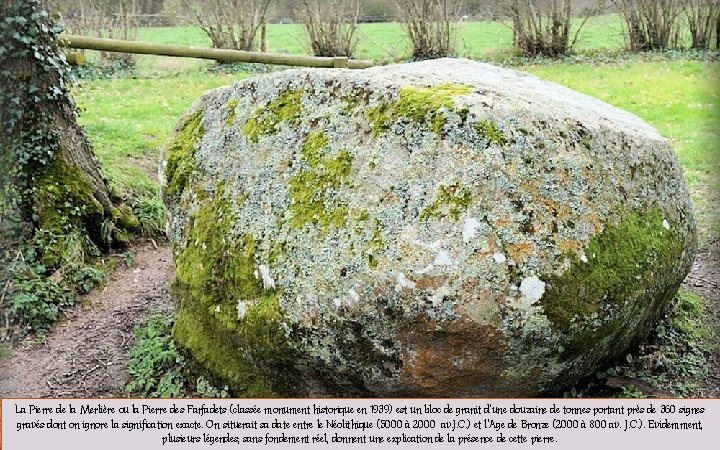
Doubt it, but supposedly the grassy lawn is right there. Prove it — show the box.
[73,72,248,202]
[125,14,629,72]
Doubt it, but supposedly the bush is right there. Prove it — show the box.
[613,0,684,51]
[7,258,75,335]
[682,0,720,50]
[395,0,464,60]
[300,0,361,57]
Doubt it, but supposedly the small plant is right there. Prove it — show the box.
[196,376,230,398]
[618,385,646,398]
[133,196,166,237]
[606,290,714,397]
[8,259,75,335]
[66,266,105,294]
[125,314,187,398]
[125,313,234,398]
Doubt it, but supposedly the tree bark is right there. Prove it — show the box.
[1,0,124,258]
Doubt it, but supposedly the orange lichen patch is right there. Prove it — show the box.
[586,211,603,233]
[397,319,507,396]
[557,239,583,255]
[415,276,447,290]
[506,242,535,262]
[493,218,512,229]
[542,197,572,222]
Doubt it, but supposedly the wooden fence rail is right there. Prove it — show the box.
[58,34,374,69]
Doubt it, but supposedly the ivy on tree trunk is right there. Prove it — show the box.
[1,0,138,334]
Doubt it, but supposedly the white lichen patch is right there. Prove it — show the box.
[395,272,417,292]
[433,250,454,266]
[347,288,360,305]
[519,276,546,304]
[415,263,434,275]
[258,264,275,290]
[580,253,588,263]
[462,217,481,243]
[236,300,250,319]
[428,283,452,307]
[492,252,507,264]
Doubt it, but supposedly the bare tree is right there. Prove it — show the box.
[504,1,577,56]
[51,0,140,63]
[299,0,361,57]
[395,0,464,60]
[681,0,719,49]
[612,0,683,51]
[178,0,273,51]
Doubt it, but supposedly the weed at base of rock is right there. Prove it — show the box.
[124,313,230,399]
[125,314,186,398]
[579,290,714,398]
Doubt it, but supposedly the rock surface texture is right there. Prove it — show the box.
[161,58,697,397]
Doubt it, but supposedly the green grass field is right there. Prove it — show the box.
[123,14,631,73]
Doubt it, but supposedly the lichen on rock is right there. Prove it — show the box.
[161,58,697,397]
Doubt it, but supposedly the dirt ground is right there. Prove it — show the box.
[682,239,720,398]
[0,242,173,398]
[0,237,717,399]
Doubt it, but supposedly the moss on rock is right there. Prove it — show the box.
[225,98,238,126]
[367,83,472,136]
[164,110,204,198]
[172,185,298,396]
[243,89,303,143]
[112,204,140,230]
[540,207,685,358]
[419,182,473,221]
[475,119,507,145]
[287,131,353,232]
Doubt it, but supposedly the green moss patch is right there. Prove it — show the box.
[32,155,105,266]
[172,185,297,396]
[475,119,507,145]
[540,207,686,357]
[419,182,473,221]
[164,110,204,198]
[243,89,303,143]
[112,204,140,230]
[287,131,353,231]
[367,83,472,136]
[225,98,238,126]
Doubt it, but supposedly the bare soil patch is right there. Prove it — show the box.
[683,238,720,397]
[0,242,173,398]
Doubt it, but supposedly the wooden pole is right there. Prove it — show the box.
[58,34,373,69]
[63,51,86,66]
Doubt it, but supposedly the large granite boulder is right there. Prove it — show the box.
[160,58,696,397]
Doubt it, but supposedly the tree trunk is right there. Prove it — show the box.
[1,0,135,266]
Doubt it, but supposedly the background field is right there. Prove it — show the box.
[113,15,644,73]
